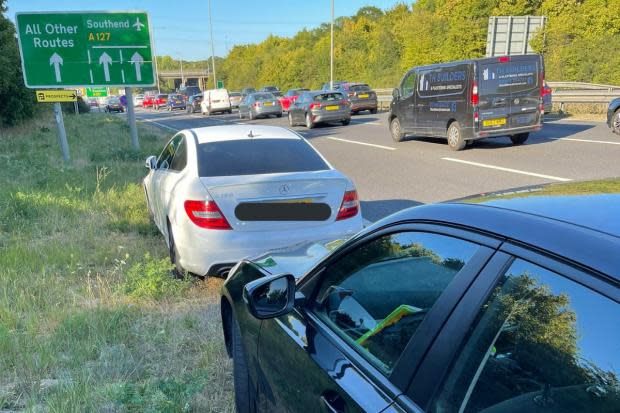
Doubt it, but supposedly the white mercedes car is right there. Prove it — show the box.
[143,125,363,277]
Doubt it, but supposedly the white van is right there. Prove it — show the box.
[200,89,232,115]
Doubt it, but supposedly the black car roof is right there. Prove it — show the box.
[373,193,620,281]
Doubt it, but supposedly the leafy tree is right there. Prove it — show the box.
[0,0,35,126]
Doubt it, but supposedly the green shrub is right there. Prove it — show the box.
[123,255,189,300]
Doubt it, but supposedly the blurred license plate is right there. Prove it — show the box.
[264,102,273,106]
[358,94,369,99]
[483,118,506,127]
[325,105,339,111]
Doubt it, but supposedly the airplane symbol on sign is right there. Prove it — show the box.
[133,17,145,32]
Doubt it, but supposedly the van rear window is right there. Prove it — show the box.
[197,139,329,177]
[479,61,539,95]
[417,65,469,98]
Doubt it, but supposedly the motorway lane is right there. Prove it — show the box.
[133,108,620,221]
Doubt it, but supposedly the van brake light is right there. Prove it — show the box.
[498,56,511,63]
[471,82,479,106]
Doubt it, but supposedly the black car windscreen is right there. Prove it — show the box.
[197,139,329,177]
[479,60,539,95]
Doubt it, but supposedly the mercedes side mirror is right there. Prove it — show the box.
[392,88,400,100]
[243,273,298,319]
[145,155,157,170]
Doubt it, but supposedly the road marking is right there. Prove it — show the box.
[442,157,572,182]
[324,136,396,151]
[352,121,382,126]
[550,137,620,146]
[138,118,179,132]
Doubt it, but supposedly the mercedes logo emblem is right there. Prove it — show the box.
[514,98,520,105]
[279,184,290,195]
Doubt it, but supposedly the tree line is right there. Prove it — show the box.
[2,0,619,126]
[167,0,620,92]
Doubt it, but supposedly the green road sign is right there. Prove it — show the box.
[16,11,156,88]
[216,80,224,89]
[86,87,107,97]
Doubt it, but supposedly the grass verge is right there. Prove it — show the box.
[0,111,233,412]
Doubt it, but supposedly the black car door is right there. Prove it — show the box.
[394,71,416,132]
[256,225,496,413]
[403,244,620,413]
[291,94,308,124]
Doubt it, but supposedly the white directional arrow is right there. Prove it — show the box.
[99,52,113,82]
[49,53,63,82]
[130,52,144,81]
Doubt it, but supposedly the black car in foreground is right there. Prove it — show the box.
[221,182,620,413]
[607,97,620,135]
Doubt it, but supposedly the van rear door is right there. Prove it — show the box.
[477,55,542,133]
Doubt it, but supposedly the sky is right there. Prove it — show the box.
[6,0,404,61]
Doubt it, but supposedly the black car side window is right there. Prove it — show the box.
[432,259,620,413]
[400,71,416,99]
[169,136,187,171]
[313,232,479,373]
[156,134,182,170]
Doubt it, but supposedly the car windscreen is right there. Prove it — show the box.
[156,94,167,99]
[350,84,371,92]
[253,93,275,101]
[229,92,241,97]
[108,98,120,104]
[314,93,344,102]
[197,139,329,177]
[479,60,539,95]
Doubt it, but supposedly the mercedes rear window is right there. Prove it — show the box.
[197,139,329,177]
[314,93,344,101]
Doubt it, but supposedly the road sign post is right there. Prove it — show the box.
[16,11,156,153]
[52,103,70,162]
[125,87,139,151]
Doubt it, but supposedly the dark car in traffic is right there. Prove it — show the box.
[322,81,348,90]
[221,182,620,413]
[278,88,309,111]
[238,92,283,119]
[607,97,620,135]
[390,54,545,150]
[186,94,203,113]
[165,94,186,111]
[259,86,281,97]
[104,97,124,113]
[288,91,351,128]
[241,87,257,97]
[336,82,378,114]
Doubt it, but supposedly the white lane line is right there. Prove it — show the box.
[138,118,179,132]
[352,121,382,126]
[323,136,396,151]
[442,157,572,182]
[550,137,620,146]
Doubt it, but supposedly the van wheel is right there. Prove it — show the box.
[390,117,405,142]
[306,113,315,129]
[612,110,620,135]
[510,133,529,145]
[447,121,466,151]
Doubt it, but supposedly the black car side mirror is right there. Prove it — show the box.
[243,273,297,319]
[145,155,157,170]
[392,88,400,100]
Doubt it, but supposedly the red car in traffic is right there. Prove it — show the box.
[142,95,155,108]
[278,88,309,111]
[153,94,168,110]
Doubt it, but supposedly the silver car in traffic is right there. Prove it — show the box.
[238,92,283,120]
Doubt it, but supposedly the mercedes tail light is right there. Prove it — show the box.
[336,190,359,221]
[184,200,231,230]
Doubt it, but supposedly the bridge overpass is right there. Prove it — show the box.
[158,69,211,90]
